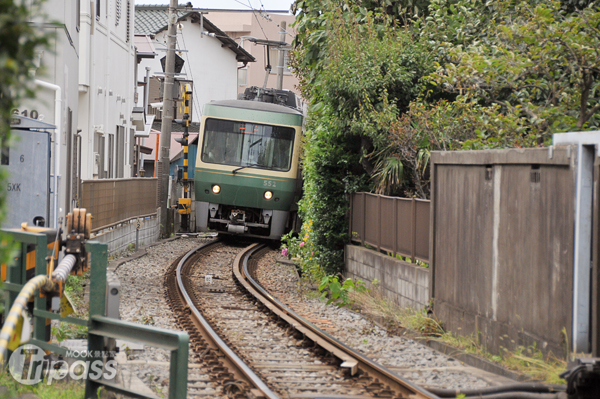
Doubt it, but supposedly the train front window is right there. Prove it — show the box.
[201,118,295,171]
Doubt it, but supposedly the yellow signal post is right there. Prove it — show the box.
[178,84,192,231]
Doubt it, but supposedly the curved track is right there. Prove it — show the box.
[166,240,441,399]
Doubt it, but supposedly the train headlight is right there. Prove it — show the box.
[212,185,221,194]
[264,190,273,200]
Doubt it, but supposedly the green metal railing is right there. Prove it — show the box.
[1,229,189,399]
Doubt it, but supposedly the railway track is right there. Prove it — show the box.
[165,239,440,399]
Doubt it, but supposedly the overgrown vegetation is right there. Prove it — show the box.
[0,0,50,265]
[318,275,368,307]
[51,274,89,341]
[0,370,84,399]
[289,0,600,275]
[350,287,568,384]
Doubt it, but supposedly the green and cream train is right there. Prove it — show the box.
[194,93,303,240]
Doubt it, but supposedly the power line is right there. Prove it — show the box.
[275,23,295,39]
[232,0,253,9]
[247,0,268,40]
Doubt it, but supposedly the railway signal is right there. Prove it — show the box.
[177,84,192,232]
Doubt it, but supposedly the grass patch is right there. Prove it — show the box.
[0,369,84,399]
[349,289,567,384]
[51,273,89,342]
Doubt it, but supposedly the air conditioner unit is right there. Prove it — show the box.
[93,153,100,175]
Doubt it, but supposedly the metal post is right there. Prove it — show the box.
[348,193,353,242]
[361,192,366,246]
[32,234,48,344]
[158,0,178,237]
[136,218,140,249]
[276,21,286,90]
[377,194,381,252]
[411,198,416,263]
[181,84,191,232]
[393,197,398,258]
[85,241,108,399]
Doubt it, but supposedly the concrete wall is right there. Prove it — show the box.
[92,215,159,255]
[345,245,430,310]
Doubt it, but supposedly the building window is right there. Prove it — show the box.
[76,0,80,31]
[238,67,248,86]
[96,0,100,20]
[269,48,291,75]
[126,0,130,42]
[115,0,121,26]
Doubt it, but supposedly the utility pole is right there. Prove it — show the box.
[276,21,286,90]
[158,0,178,237]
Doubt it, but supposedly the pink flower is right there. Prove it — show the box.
[282,248,288,257]
[300,242,305,247]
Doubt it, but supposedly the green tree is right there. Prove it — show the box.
[428,0,600,137]
[388,0,600,196]
[291,3,433,274]
[0,0,50,265]
[290,0,600,275]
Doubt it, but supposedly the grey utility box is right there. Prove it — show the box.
[106,273,121,319]
[2,116,54,228]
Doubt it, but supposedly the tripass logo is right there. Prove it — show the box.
[8,344,118,385]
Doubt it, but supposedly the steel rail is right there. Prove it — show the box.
[175,240,280,399]
[235,244,441,399]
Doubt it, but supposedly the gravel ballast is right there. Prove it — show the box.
[113,237,513,396]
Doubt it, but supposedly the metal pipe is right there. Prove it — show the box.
[144,66,151,113]
[0,275,55,363]
[34,79,62,229]
[276,21,286,90]
[51,254,77,283]
[425,383,566,398]
[0,253,79,363]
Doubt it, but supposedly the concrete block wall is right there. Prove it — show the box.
[345,245,430,310]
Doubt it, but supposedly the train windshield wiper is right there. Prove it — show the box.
[232,163,259,175]
[249,139,262,148]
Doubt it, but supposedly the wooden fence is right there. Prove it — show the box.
[81,178,158,232]
[349,192,430,263]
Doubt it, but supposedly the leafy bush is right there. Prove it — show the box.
[290,7,432,274]
[318,276,368,307]
[291,0,600,276]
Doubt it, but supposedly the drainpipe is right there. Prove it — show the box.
[144,66,151,112]
[35,79,62,229]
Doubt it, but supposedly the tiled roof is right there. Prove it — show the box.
[135,5,255,63]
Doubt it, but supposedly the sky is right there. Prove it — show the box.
[134,0,296,13]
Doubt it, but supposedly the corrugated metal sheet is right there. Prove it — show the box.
[81,178,158,232]
[349,192,430,263]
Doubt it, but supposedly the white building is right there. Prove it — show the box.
[78,0,137,183]
[134,5,255,123]
[17,0,82,227]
